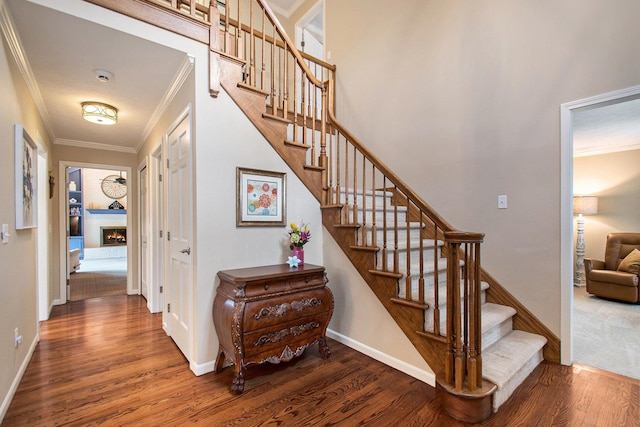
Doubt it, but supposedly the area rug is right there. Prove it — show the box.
[573,286,640,379]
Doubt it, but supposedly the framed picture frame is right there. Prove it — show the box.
[236,167,286,227]
[15,124,38,229]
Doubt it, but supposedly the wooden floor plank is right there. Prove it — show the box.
[2,295,638,426]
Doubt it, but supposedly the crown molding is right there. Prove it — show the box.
[0,1,55,142]
[574,142,640,158]
[55,138,137,154]
[269,0,308,18]
[136,54,194,151]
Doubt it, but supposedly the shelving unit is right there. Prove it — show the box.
[68,167,84,259]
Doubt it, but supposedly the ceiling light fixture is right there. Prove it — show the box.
[81,101,118,125]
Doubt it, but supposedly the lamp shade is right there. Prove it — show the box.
[81,102,117,125]
[573,196,598,215]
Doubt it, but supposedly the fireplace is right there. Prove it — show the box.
[101,226,127,246]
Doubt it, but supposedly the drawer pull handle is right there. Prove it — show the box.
[305,277,310,283]
[264,284,269,290]
[253,298,322,320]
[253,322,320,346]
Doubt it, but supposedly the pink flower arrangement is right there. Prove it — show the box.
[288,222,311,250]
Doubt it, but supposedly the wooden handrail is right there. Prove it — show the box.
[325,76,454,233]
[258,0,325,90]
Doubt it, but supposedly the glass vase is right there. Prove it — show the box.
[293,247,304,265]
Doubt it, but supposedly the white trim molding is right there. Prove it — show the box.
[559,84,640,366]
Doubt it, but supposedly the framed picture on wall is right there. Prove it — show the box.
[15,124,38,229]
[236,167,286,227]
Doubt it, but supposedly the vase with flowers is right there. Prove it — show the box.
[288,222,310,265]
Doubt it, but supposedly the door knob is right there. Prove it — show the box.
[180,247,191,255]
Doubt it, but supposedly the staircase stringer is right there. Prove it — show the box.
[218,58,324,203]
[321,205,448,375]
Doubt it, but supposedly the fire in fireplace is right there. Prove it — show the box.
[101,226,127,246]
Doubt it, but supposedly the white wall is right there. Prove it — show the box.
[324,0,640,339]
[574,149,640,261]
[192,84,324,371]
[0,0,53,417]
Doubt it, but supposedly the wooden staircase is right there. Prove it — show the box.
[85,0,560,422]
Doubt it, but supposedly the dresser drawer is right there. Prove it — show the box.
[244,288,330,331]
[242,313,328,361]
[243,273,325,298]
[289,273,325,290]
[244,279,290,297]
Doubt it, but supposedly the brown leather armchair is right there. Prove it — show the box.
[584,233,640,303]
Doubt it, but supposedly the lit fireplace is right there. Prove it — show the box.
[100,226,127,246]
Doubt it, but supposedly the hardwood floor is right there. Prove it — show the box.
[3,295,638,426]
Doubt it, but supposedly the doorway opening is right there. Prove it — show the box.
[58,162,132,303]
[560,85,640,380]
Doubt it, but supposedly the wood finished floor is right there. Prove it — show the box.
[2,295,638,426]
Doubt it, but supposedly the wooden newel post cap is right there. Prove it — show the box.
[444,231,485,244]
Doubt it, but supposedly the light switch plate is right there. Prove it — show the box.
[498,195,508,209]
[1,224,9,244]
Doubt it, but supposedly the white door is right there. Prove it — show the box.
[140,165,149,302]
[150,146,165,314]
[166,112,193,360]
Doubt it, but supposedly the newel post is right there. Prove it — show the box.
[208,3,221,97]
[320,83,329,205]
[444,231,484,391]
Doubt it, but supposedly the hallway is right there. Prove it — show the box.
[3,295,638,426]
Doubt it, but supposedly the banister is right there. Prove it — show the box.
[257,0,326,90]
[325,76,455,232]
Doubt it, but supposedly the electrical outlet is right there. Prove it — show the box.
[498,195,508,209]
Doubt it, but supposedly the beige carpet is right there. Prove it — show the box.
[69,270,126,301]
[573,286,640,379]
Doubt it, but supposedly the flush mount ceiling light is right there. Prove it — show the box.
[81,101,118,125]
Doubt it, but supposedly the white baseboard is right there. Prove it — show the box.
[191,359,216,376]
[186,331,437,384]
[0,333,39,423]
[326,329,436,386]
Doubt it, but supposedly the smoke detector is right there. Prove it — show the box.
[94,69,114,83]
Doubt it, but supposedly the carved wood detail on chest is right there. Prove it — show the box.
[213,264,334,394]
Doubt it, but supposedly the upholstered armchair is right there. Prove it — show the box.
[584,233,640,303]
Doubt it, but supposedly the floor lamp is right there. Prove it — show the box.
[573,196,598,286]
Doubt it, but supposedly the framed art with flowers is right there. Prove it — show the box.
[15,124,38,229]
[236,167,286,227]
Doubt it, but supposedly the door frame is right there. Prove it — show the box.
[559,84,640,365]
[294,0,324,57]
[138,158,149,308]
[57,161,134,303]
[37,143,49,321]
[150,144,165,315]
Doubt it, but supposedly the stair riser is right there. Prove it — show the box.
[376,245,442,271]
[356,208,409,223]
[424,299,513,349]
[397,273,449,301]
[340,193,393,207]
[363,226,425,247]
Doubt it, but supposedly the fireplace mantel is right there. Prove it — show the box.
[87,209,127,215]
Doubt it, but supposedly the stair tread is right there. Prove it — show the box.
[481,303,516,333]
[482,330,547,388]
